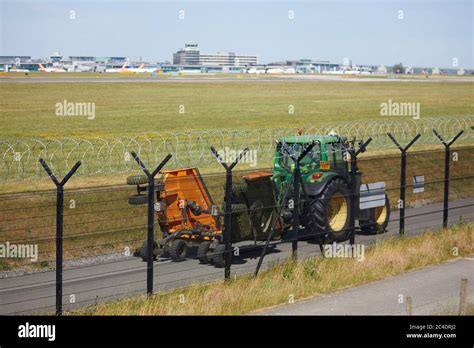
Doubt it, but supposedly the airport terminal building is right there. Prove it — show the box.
[173,43,257,66]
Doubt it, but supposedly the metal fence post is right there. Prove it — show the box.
[347,138,372,244]
[292,161,301,259]
[284,141,317,258]
[39,159,81,316]
[130,152,172,295]
[387,133,421,235]
[458,278,468,315]
[211,146,248,279]
[432,129,463,228]
[254,173,294,276]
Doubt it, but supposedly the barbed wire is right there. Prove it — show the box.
[0,116,472,180]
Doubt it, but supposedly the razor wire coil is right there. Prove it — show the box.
[0,116,472,180]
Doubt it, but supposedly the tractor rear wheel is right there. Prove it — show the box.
[170,239,187,262]
[139,240,158,261]
[308,178,352,242]
[197,241,211,264]
[359,195,390,235]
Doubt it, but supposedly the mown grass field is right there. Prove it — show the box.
[0,80,473,139]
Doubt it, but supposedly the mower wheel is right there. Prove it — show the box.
[127,175,148,185]
[140,240,159,261]
[212,244,226,268]
[170,239,188,262]
[359,195,390,235]
[197,241,211,264]
[128,194,148,205]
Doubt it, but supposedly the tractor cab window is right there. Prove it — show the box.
[279,142,321,170]
[326,142,347,174]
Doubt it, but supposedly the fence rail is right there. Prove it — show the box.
[1,116,473,180]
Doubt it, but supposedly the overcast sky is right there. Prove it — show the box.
[1,0,472,68]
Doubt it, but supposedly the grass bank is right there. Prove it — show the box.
[74,222,473,315]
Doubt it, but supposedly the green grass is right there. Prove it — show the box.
[0,80,473,139]
[73,222,473,315]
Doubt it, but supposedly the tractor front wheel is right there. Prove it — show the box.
[308,178,352,242]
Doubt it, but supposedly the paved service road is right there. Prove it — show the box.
[1,198,473,315]
[258,258,474,315]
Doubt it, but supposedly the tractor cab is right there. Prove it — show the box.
[272,134,349,200]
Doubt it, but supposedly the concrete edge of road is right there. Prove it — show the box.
[249,256,474,315]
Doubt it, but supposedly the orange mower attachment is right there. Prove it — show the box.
[128,168,224,263]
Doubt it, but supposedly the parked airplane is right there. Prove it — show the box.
[123,63,157,73]
[323,66,372,75]
[246,67,266,75]
[265,67,284,74]
[9,65,29,72]
[105,63,127,73]
[266,67,296,74]
[342,66,372,75]
[106,63,157,73]
[38,63,66,73]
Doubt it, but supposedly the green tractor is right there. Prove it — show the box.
[127,132,391,266]
[231,133,390,244]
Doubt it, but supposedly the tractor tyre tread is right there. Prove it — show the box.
[308,178,351,242]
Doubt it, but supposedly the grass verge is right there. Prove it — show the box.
[73,222,473,315]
